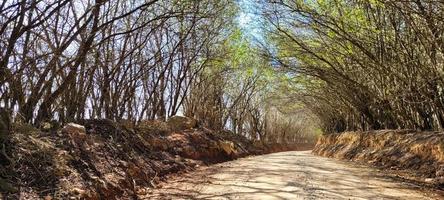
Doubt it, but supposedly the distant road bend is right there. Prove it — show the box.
[145,151,443,200]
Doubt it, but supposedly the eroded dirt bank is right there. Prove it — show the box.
[313,130,444,187]
[1,117,262,199]
[146,151,443,199]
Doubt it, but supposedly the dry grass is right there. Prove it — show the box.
[1,119,261,199]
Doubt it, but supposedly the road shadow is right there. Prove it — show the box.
[145,151,442,200]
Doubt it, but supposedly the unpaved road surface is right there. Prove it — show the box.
[144,151,443,199]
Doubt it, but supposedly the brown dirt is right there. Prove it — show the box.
[0,119,261,199]
[145,151,444,199]
[313,130,444,188]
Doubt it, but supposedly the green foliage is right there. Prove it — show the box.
[263,0,444,132]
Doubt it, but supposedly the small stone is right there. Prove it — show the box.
[71,187,86,195]
[219,140,237,155]
[424,178,435,183]
[62,123,86,134]
[62,123,87,143]
[167,116,197,131]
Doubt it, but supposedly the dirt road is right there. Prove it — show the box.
[144,151,443,199]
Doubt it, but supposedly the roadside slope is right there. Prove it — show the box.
[1,117,260,199]
[313,130,444,186]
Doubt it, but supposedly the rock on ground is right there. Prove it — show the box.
[167,116,197,131]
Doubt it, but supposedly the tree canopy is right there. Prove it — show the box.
[261,0,444,132]
[1,0,442,141]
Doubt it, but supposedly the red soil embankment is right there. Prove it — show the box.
[313,130,444,187]
[1,118,261,199]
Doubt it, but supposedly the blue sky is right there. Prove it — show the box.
[236,0,265,44]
